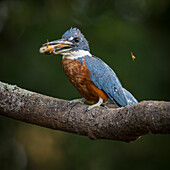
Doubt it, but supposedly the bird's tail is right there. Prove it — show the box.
[123,88,138,105]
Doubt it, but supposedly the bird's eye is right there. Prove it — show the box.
[73,37,80,43]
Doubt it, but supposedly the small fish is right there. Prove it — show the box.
[131,51,136,61]
[39,40,55,54]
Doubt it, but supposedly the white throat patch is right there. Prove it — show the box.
[62,50,92,59]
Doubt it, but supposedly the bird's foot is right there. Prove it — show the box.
[87,98,103,110]
[68,98,86,105]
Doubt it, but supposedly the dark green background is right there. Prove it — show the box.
[0,0,170,169]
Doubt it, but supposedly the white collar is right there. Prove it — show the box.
[62,50,92,59]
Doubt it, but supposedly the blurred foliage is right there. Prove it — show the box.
[0,0,170,169]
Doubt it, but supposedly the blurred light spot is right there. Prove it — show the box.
[17,125,65,168]
[114,0,146,21]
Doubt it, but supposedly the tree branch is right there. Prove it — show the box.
[0,81,170,142]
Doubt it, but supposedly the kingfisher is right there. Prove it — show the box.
[39,28,138,109]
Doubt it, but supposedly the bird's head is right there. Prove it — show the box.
[39,28,90,56]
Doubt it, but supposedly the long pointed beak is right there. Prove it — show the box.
[39,39,76,55]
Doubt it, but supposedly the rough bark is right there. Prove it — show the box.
[0,81,170,142]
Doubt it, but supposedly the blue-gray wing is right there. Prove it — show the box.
[123,88,138,105]
[84,56,137,107]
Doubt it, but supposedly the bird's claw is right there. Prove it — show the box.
[86,98,103,111]
[86,104,100,111]
[67,98,86,105]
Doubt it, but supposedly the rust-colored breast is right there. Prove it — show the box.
[62,58,107,104]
